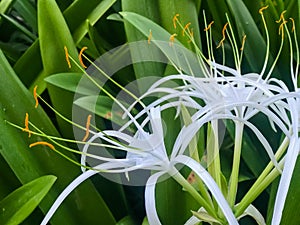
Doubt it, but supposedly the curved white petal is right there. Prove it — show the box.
[237,204,265,225]
[171,155,239,225]
[145,171,166,225]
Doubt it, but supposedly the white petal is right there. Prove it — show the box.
[237,204,266,225]
[145,171,166,225]
[171,155,239,225]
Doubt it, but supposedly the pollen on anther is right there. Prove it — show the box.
[276,10,287,23]
[82,114,92,142]
[290,18,295,32]
[173,14,179,29]
[217,22,229,48]
[259,5,269,14]
[33,85,39,108]
[79,47,88,68]
[29,141,55,150]
[169,33,177,46]
[240,35,247,51]
[182,22,191,36]
[148,30,152,44]
[64,46,71,69]
[204,21,214,31]
[22,113,31,137]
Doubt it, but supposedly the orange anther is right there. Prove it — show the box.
[204,21,214,31]
[64,46,71,69]
[276,10,287,23]
[82,114,92,142]
[33,85,39,108]
[182,22,191,36]
[148,30,152,44]
[259,5,269,14]
[169,33,177,46]
[29,141,55,150]
[79,47,88,68]
[217,22,229,48]
[290,18,295,32]
[22,113,31,137]
[240,35,247,51]
[173,14,180,29]
[279,20,288,38]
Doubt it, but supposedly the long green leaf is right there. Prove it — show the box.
[0,49,116,225]
[0,175,56,225]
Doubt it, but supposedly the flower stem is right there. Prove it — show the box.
[235,136,289,217]
[228,121,244,207]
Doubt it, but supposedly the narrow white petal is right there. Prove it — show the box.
[171,155,239,225]
[145,171,166,225]
[271,137,299,225]
[237,204,266,225]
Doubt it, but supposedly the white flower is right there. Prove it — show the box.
[40,106,238,225]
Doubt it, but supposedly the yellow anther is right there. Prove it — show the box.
[204,21,214,31]
[33,85,38,108]
[79,47,88,69]
[64,46,71,69]
[148,30,152,44]
[279,20,288,39]
[240,35,247,51]
[182,22,191,36]
[173,14,180,29]
[29,141,55,150]
[188,28,194,43]
[290,18,295,32]
[259,5,269,14]
[169,33,177,46]
[22,113,31,137]
[276,10,287,23]
[82,114,92,142]
[217,22,229,48]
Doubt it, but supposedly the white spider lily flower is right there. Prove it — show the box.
[40,106,238,225]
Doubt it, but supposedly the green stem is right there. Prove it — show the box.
[228,121,244,207]
[235,136,289,217]
[169,167,219,221]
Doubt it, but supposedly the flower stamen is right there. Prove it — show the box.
[64,46,71,69]
[79,47,88,69]
[289,18,295,32]
[29,141,55,150]
[173,13,179,29]
[217,22,229,48]
[240,35,247,51]
[276,10,287,23]
[259,5,269,15]
[22,113,31,137]
[82,115,92,142]
[204,21,214,32]
[169,33,177,46]
[182,22,191,36]
[33,85,39,108]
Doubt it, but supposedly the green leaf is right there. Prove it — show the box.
[0,49,116,225]
[0,175,56,225]
[120,12,203,77]
[13,0,37,33]
[0,0,14,14]
[0,13,36,41]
